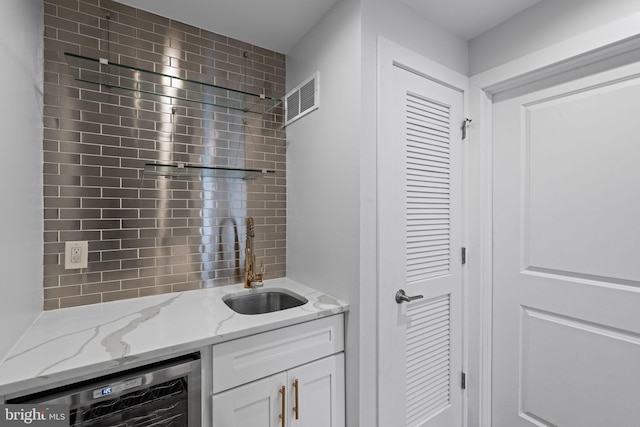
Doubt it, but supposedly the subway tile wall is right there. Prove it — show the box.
[43,0,286,310]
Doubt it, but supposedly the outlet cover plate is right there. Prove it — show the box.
[65,241,88,269]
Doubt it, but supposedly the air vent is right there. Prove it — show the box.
[285,72,319,125]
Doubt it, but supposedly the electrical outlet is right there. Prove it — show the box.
[65,241,88,270]
[71,246,82,263]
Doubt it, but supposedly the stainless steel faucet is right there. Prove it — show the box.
[244,217,264,288]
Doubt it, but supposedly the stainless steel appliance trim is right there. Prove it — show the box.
[11,355,202,425]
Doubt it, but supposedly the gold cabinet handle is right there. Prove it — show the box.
[292,379,299,419]
[279,385,286,427]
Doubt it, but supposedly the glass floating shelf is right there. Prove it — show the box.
[64,53,281,115]
[143,163,275,180]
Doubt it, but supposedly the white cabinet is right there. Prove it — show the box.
[211,315,345,427]
[212,354,345,427]
[288,354,345,427]
[212,371,287,427]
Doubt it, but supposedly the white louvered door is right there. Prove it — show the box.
[379,50,464,427]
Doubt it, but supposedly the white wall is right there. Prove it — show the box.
[363,0,469,76]
[286,0,362,425]
[0,0,44,360]
[469,0,640,75]
[288,1,468,426]
[286,0,361,332]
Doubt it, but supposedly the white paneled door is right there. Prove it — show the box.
[492,61,640,426]
[379,40,465,427]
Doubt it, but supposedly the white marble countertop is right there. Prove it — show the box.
[0,278,348,398]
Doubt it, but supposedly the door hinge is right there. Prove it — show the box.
[461,372,467,390]
[461,118,472,140]
[461,247,467,265]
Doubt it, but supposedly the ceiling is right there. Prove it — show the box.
[117,0,340,54]
[118,0,541,53]
[399,0,541,40]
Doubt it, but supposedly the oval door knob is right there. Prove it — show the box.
[395,289,424,304]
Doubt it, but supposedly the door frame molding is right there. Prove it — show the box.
[377,36,469,427]
[468,12,640,427]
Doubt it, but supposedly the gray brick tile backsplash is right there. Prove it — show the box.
[43,0,285,309]
[59,294,101,308]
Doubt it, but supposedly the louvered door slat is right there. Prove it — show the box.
[408,119,450,134]
[406,358,450,388]
[407,139,450,150]
[407,207,450,214]
[408,186,451,196]
[407,233,450,241]
[407,241,449,250]
[407,224,450,231]
[407,257,450,271]
[407,376,450,404]
[407,252,450,262]
[408,182,451,192]
[407,126,450,142]
[407,326,450,352]
[407,159,451,170]
[403,88,453,426]
[407,357,451,386]
[407,152,450,163]
[408,176,450,187]
[408,395,450,426]
[407,297,450,315]
[407,359,450,387]
[407,310,450,329]
[405,296,452,424]
[405,93,451,284]
[407,229,449,236]
[406,335,450,360]
[406,350,451,377]
[407,266,451,279]
[408,324,450,344]
[407,236,451,245]
[407,166,450,176]
[407,330,450,355]
[407,138,450,153]
[408,175,449,184]
[407,101,450,116]
[407,110,450,125]
[407,166,449,176]
[407,375,450,407]
[407,100,449,119]
[408,219,451,226]
[406,346,450,372]
[409,153,450,164]
[408,238,450,248]
[407,109,450,122]
[408,311,450,328]
[407,189,449,197]
[407,239,449,252]
[408,175,449,186]
[408,250,450,261]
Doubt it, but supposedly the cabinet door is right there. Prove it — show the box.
[212,372,288,427]
[288,354,345,427]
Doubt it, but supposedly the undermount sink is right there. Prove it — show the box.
[222,288,308,315]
